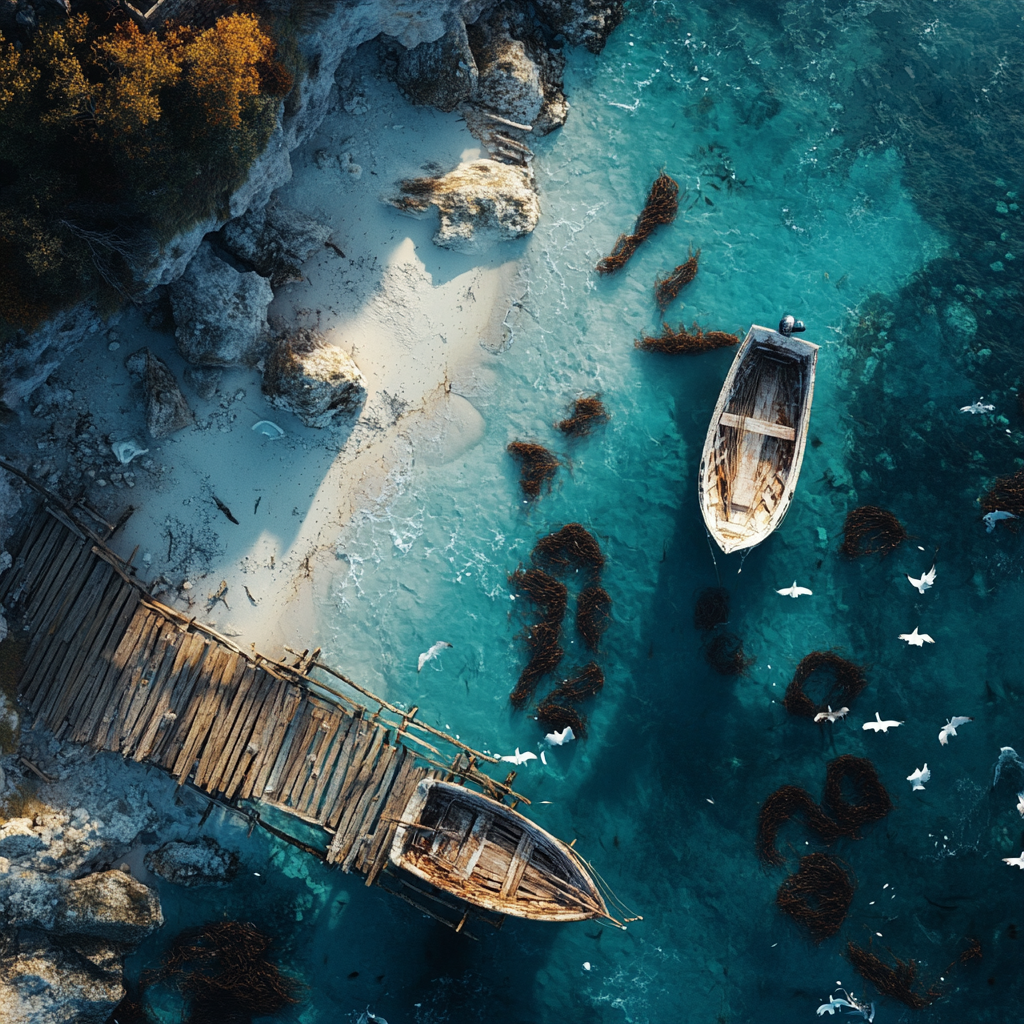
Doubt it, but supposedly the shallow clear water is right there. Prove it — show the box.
[127,0,1024,1020]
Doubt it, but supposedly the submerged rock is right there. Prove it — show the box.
[387,159,539,251]
[0,935,124,1024]
[125,348,193,439]
[218,196,331,288]
[145,836,238,887]
[168,241,273,366]
[384,14,478,112]
[262,328,366,428]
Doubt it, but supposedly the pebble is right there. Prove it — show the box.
[95,479,107,487]
[181,581,192,591]
[108,342,120,351]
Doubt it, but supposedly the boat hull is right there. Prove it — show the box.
[699,325,818,554]
[389,780,607,922]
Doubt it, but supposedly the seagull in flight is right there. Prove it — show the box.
[938,716,973,745]
[863,712,904,733]
[500,747,537,765]
[984,510,1019,533]
[814,706,849,724]
[899,627,934,646]
[417,641,452,672]
[960,398,995,414]
[907,564,936,594]
[1017,792,1024,817]
[1002,852,1024,869]
[776,581,813,598]
[907,764,930,791]
[545,726,575,746]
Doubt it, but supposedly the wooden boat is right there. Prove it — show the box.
[699,324,819,554]
[389,779,608,922]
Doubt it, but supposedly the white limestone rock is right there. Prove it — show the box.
[125,348,193,439]
[262,328,366,428]
[218,196,331,287]
[169,242,273,366]
[145,836,238,887]
[0,936,124,1024]
[387,159,539,251]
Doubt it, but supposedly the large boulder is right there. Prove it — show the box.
[168,241,273,366]
[125,348,193,439]
[145,836,238,887]
[262,328,366,428]
[0,870,163,943]
[0,936,123,1024]
[386,159,540,252]
[217,196,331,287]
[384,15,478,112]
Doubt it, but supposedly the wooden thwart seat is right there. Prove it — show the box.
[719,411,796,441]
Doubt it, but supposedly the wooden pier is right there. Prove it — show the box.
[0,499,541,930]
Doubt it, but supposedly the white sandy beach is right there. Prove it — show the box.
[36,51,524,661]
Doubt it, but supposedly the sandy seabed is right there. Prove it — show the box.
[43,52,523,662]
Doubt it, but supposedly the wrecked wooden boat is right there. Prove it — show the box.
[389,779,608,922]
[699,321,819,554]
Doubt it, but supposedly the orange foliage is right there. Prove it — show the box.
[173,13,276,130]
[94,21,181,141]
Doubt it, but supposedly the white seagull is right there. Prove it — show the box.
[899,627,934,646]
[1002,852,1024,869]
[417,641,452,672]
[814,706,850,724]
[776,581,813,599]
[984,510,1019,533]
[938,716,973,746]
[545,726,575,746]
[1017,792,1024,817]
[907,764,930,791]
[500,747,537,766]
[907,564,936,594]
[863,712,904,733]
[960,398,995,414]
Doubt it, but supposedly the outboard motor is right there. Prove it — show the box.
[778,315,806,336]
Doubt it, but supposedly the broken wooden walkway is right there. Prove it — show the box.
[0,503,531,925]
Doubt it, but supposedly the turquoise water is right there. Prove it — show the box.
[127,1,1024,1020]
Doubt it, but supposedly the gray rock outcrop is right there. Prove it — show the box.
[0,936,124,1024]
[145,836,238,887]
[387,159,540,251]
[262,328,366,428]
[169,242,273,366]
[125,348,193,438]
[534,0,624,52]
[384,14,479,112]
[217,197,331,287]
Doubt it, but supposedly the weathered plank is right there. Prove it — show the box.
[219,669,278,800]
[193,656,250,790]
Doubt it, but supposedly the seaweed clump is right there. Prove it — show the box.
[783,651,868,720]
[507,441,560,499]
[535,663,605,739]
[654,247,700,310]
[635,322,739,355]
[845,942,939,1009]
[145,921,297,1024]
[839,505,908,558]
[509,567,568,622]
[532,524,606,577]
[595,172,679,274]
[981,468,1024,522]
[556,394,609,437]
[756,757,892,865]
[509,619,565,708]
[702,631,753,676]
[693,586,730,631]
[776,853,855,943]
[576,586,612,650]
[536,699,588,739]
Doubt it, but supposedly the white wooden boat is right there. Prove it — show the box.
[699,324,818,554]
[389,779,608,922]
